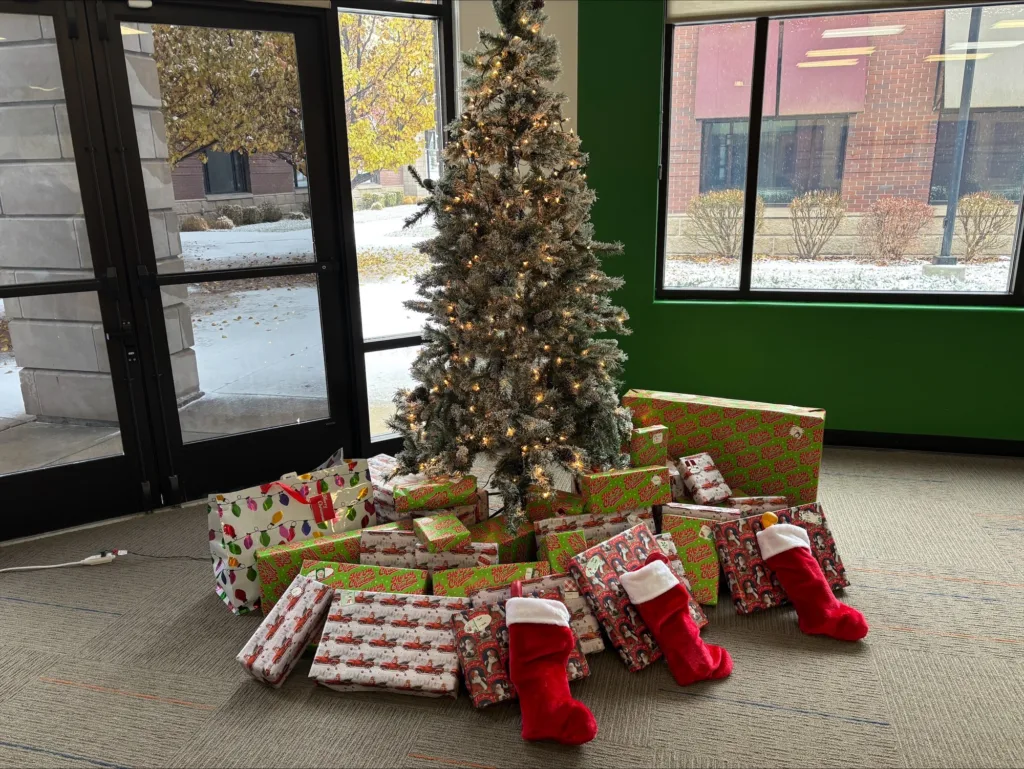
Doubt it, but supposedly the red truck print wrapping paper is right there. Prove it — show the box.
[360,521,419,568]
[414,541,499,573]
[577,465,671,515]
[568,524,706,672]
[236,573,333,687]
[679,452,732,505]
[715,502,849,615]
[622,390,825,504]
[471,574,606,655]
[453,590,589,709]
[309,590,470,697]
[726,496,790,515]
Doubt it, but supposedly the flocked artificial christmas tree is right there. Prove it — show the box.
[389,0,632,527]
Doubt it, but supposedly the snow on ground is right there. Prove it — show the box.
[665,257,1013,293]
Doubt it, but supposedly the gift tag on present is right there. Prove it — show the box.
[309,493,336,523]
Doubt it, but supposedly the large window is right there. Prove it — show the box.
[202,149,250,195]
[659,6,1024,304]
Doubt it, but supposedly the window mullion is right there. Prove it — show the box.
[739,16,770,295]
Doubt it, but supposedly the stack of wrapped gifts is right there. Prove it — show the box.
[224,390,855,708]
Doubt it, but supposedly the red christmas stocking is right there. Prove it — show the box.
[619,553,732,686]
[506,595,598,745]
[756,523,868,641]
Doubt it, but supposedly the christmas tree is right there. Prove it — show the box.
[389,0,632,526]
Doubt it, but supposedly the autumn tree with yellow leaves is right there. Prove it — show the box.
[151,14,436,188]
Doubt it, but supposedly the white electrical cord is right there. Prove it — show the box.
[0,549,127,573]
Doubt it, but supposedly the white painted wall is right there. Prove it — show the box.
[455,0,578,128]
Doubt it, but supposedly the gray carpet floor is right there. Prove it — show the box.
[1,447,1023,768]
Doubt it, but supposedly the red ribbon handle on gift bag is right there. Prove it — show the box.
[259,481,336,524]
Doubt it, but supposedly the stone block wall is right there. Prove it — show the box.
[0,15,199,423]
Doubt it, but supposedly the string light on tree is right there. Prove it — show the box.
[387,0,632,529]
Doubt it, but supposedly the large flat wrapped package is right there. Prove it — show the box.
[309,591,470,697]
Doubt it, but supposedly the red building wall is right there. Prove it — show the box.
[667,10,946,214]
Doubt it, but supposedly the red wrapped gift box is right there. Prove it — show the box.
[715,501,849,615]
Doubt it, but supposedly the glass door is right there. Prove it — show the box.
[0,1,158,537]
[87,1,360,503]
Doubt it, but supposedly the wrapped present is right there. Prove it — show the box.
[623,390,825,504]
[662,503,742,527]
[414,541,499,573]
[413,514,471,553]
[432,562,550,597]
[627,425,668,467]
[467,515,536,563]
[309,590,467,697]
[664,461,687,502]
[577,465,671,515]
[360,520,418,568]
[395,475,477,514]
[533,508,655,547]
[569,524,707,672]
[236,574,332,686]
[453,591,589,708]
[715,502,849,615]
[727,496,790,515]
[525,488,585,522]
[300,560,428,594]
[471,573,606,655]
[209,475,372,614]
[679,452,731,505]
[544,530,590,574]
[660,517,721,605]
[256,530,362,613]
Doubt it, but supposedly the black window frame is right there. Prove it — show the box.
[656,9,1024,308]
[333,0,456,453]
[202,149,251,195]
[929,106,1024,205]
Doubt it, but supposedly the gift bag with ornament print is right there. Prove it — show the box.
[209,471,372,615]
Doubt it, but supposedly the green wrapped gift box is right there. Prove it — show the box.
[255,530,362,613]
[298,559,429,594]
[413,513,471,553]
[544,529,591,574]
[394,474,478,513]
[623,390,825,504]
[467,515,536,562]
[432,562,551,597]
[662,517,721,606]
[525,488,585,522]
[577,465,671,515]
[627,425,668,467]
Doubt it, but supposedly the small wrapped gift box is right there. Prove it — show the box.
[236,573,332,687]
[524,488,585,522]
[432,562,550,597]
[413,514,471,553]
[301,560,429,595]
[715,502,849,615]
[726,496,790,515]
[453,589,589,709]
[467,515,536,562]
[662,503,742,527]
[309,590,468,698]
[569,524,706,673]
[395,475,478,514]
[627,425,668,467]
[471,573,606,655]
[360,520,418,568]
[414,541,499,573]
[256,529,362,613]
[679,452,732,505]
[577,465,671,515]
[664,461,687,502]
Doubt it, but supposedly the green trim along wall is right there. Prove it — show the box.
[578,0,1024,442]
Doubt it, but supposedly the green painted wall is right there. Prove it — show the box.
[578,0,1024,441]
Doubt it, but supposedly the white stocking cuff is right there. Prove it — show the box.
[619,559,679,605]
[506,597,570,627]
[756,523,811,561]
